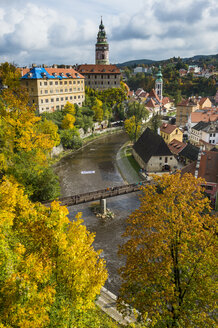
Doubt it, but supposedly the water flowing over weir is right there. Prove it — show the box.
[54,132,141,293]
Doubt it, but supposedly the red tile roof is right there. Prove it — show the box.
[190,111,218,123]
[198,151,218,184]
[146,98,157,108]
[160,123,177,134]
[168,139,187,155]
[149,88,160,102]
[162,97,171,105]
[77,64,120,74]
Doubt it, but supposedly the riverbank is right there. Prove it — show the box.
[51,127,123,167]
[116,142,143,184]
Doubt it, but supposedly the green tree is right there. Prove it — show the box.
[60,128,82,149]
[118,173,217,328]
[124,116,141,141]
[149,113,161,134]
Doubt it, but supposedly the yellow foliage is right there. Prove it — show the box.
[61,113,76,130]
[0,178,107,327]
[118,173,217,327]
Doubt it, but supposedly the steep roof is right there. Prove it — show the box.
[179,143,200,161]
[21,67,84,79]
[77,64,120,74]
[145,98,157,108]
[192,121,210,131]
[199,97,209,106]
[168,139,187,155]
[149,88,160,102]
[160,123,177,134]
[198,151,218,183]
[133,127,172,163]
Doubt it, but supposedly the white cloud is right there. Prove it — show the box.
[0,0,217,65]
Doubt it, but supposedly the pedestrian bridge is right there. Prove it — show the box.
[42,181,149,207]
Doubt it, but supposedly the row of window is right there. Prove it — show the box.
[86,75,117,79]
[87,81,117,85]
[39,95,83,103]
[40,103,82,112]
[39,88,83,94]
[25,80,82,87]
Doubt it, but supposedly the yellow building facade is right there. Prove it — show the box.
[20,67,85,113]
[160,123,183,144]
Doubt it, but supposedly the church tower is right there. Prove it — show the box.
[95,18,109,65]
[155,65,163,102]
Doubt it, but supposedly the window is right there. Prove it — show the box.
[77,81,80,84]
[31,88,34,92]
[74,96,76,99]
[170,157,172,160]
[45,99,49,103]
[69,88,72,92]
[206,185,213,190]
[65,89,68,92]
[65,97,68,100]
[78,95,80,99]
[50,90,53,93]
[56,105,60,109]
[45,90,48,94]
[165,157,168,163]
[70,96,72,100]
[32,100,35,103]
[44,82,47,86]
[41,99,43,103]
[69,81,72,84]
[55,81,58,85]
[101,75,103,79]
[60,89,63,92]
[49,82,53,85]
[40,82,42,86]
[51,98,54,102]
[64,81,67,85]
[159,157,162,160]
[61,97,64,101]
[60,81,63,85]
[56,98,59,101]
[40,90,43,94]
[73,81,76,84]
[114,81,116,84]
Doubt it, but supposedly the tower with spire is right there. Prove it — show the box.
[95,18,109,65]
[155,65,163,102]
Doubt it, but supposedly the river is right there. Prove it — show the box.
[54,131,141,294]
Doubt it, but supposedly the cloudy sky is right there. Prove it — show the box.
[0,0,217,66]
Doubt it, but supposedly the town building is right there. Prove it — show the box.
[77,64,121,90]
[176,97,212,127]
[187,108,218,135]
[160,123,183,144]
[189,121,218,146]
[77,18,121,90]
[181,150,218,207]
[20,66,85,113]
[168,139,187,156]
[132,127,178,172]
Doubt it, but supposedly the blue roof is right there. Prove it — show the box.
[21,67,67,79]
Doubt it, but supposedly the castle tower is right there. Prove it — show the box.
[95,18,109,65]
[155,65,163,102]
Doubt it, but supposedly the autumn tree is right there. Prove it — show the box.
[118,173,217,328]
[61,113,76,129]
[0,89,60,201]
[0,177,107,328]
[124,116,141,142]
[0,62,21,89]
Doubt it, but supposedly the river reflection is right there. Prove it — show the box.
[55,132,141,294]
[55,132,129,197]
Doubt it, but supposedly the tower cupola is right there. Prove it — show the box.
[155,65,163,102]
[95,17,109,65]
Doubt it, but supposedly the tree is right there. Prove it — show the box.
[61,113,76,130]
[0,62,21,89]
[149,113,161,134]
[124,116,141,142]
[62,101,75,115]
[60,128,82,149]
[0,177,107,328]
[117,173,217,328]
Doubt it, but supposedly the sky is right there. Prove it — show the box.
[0,0,218,66]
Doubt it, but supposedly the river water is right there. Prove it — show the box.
[54,132,141,294]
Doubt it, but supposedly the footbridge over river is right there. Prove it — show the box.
[42,181,150,210]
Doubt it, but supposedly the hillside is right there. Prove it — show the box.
[117,54,218,68]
